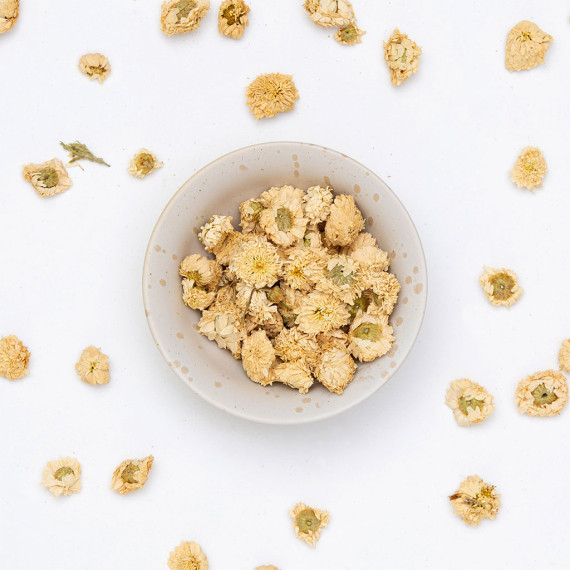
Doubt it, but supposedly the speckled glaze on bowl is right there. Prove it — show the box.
[143,142,427,424]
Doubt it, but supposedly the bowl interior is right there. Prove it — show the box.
[143,142,427,424]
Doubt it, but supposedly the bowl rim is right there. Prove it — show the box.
[142,141,428,424]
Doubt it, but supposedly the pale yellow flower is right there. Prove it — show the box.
[273,327,319,369]
[449,475,500,526]
[239,199,265,234]
[304,0,355,28]
[559,339,570,373]
[111,456,154,495]
[445,379,495,426]
[182,280,216,310]
[215,231,243,266]
[290,502,330,546]
[351,246,390,275]
[516,370,568,417]
[198,308,244,358]
[258,311,284,338]
[324,194,364,247]
[342,232,377,255]
[366,273,400,315]
[317,254,365,304]
[273,361,314,394]
[480,266,522,307]
[179,254,222,289]
[303,186,333,224]
[22,158,72,198]
[505,20,552,71]
[218,0,249,39]
[315,346,356,394]
[296,291,350,334]
[0,334,30,380]
[0,0,19,34]
[198,215,235,254]
[510,147,547,192]
[78,53,111,84]
[128,149,163,179]
[334,23,365,45]
[75,346,110,385]
[384,29,422,86]
[161,0,210,36]
[229,235,282,288]
[41,457,81,498]
[317,329,348,351]
[168,541,209,570]
[300,225,323,249]
[259,187,308,247]
[281,247,326,292]
[348,312,394,362]
[241,330,276,385]
[246,73,299,120]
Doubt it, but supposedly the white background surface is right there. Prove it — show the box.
[1,1,569,568]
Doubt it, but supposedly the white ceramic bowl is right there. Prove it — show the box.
[143,142,427,424]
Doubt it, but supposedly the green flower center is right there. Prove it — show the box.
[249,201,264,220]
[121,463,140,484]
[353,322,381,342]
[531,383,558,406]
[297,508,320,533]
[327,264,355,286]
[275,207,293,231]
[176,0,196,19]
[348,295,370,318]
[54,466,74,481]
[339,25,358,42]
[458,396,484,415]
[490,273,516,301]
[36,167,59,188]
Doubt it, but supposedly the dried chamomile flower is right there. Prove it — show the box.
[324,194,364,247]
[304,0,355,28]
[0,0,19,33]
[296,291,350,334]
[229,235,282,288]
[290,502,330,546]
[366,272,400,315]
[22,158,72,198]
[273,327,319,368]
[256,566,279,570]
[241,330,276,385]
[510,147,547,192]
[505,21,553,71]
[239,199,265,233]
[334,23,365,46]
[168,541,209,570]
[318,254,364,304]
[349,312,394,362]
[218,0,249,39]
[350,246,390,275]
[161,0,210,36]
[445,379,495,427]
[273,361,314,394]
[282,247,325,292]
[342,231,377,255]
[516,370,568,417]
[198,215,235,254]
[384,29,422,86]
[246,73,299,120]
[75,345,110,385]
[315,346,356,394]
[41,457,81,498]
[198,308,244,357]
[259,187,308,247]
[78,53,111,83]
[303,186,333,225]
[479,267,522,308]
[60,141,110,167]
[180,254,222,289]
[559,339,570,373]
[128,149,163,178]
[182,280,216,310]
[111,455,154,495]
[0,334,30,380]
[449,475,500,526]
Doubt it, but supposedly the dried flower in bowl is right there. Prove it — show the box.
[0,0,18,33]
[449,475,500,526]
[304,0,355,28]
[479,266,522,307]
[324,194,364,247]
[111,455,154,495]
[218,0,249,39]
[384,29,422,86]
[22,158,72,198]
[79,53,111,83]
[516,370,568,417]
[290,502,330,546]
[41,457,81,497]
[559,339,570,373]
[505,20,552,71]
[168,541,208,570]
[0,334,30,380]
[510,147,546,192]
[241,329,276,385]
[129,149,163,179]
[161,0,210,36]
[334,23,365,45]
[315,345,356,394]
[445,379,494,426]
[75,346,110,385]
[246,73,299,120]
[348,312,394,362]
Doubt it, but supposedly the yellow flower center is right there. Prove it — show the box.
[135,153,156,176]
[531,383,558,406]
[36,167,59,188]
[458,396,484,415]
[222,4,238,25]
[353,322,380,342]
[297,508,320,533]
[179,556,200,570]
[121,463,140,484]
[54,466,74,481]
[490,272,515,301]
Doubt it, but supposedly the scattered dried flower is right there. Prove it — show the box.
[304,0,354,28]
[41,457,81,497]
[334,23,365,45]
[510,147,547,192]
[111,455,154,495]
[218,0,249,39]
[384,29,422,86]
[246,73,299,120]
[0,334,30,380]
[241,330,276,385]
[505,20,553,71]
[516,370,568,417]
[290,502,330,546]
[161,0,210,36]
[168,541,209,570]
[445,379,494,426]
[128,149,163,178]
[559,339,570,373]
[22,158,72,198]
[479,266,522,307]
[449,475,500,526]
[78,53,111,83]
[0,0,18,33]
[60,141,110,167]
[324,194,364,247]
[75,346,110,385]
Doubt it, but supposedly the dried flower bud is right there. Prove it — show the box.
[290,502,330,546]
[479,266,522,307]
[510,147,546,192]
[384,29,422,86]
[0,0,19,34]
[161,0,210,36]
[445,379,494,426]
[218,0,249,39]
[505,20,552,71]
[246,73,299,120]
[111,455,154,495]
[78,53,111,83]
[128,149,163,178]
[22,158,72,198]
[449,475,500,526]
[75,346,110,385]
[304,0,355,28]
[0,334,30,380]
[168,541,209,570]
[516,370,568,417]
[41,457,81,497]
[334,23,365,45]
[559,339,570,374]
